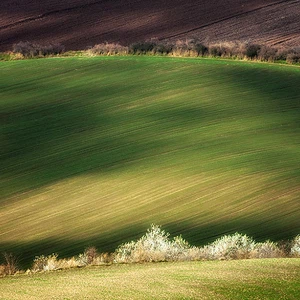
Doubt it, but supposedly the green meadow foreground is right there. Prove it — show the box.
[1,259,300,299]
[0,56,299,267]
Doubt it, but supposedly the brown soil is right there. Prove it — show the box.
[0,0,299,51]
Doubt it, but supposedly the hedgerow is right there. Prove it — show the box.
[125,39,300,63]
[87,43,128,56]
[1,230,300,276]
[4,39,299,64]
[12,41,64,58]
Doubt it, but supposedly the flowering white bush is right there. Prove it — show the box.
[251,241,282,258]
[27,227,300,273]
[32,254,60,272]
[32,254,81,272]
[114,224,191,263]
[202,233,256,260]
[291,235,300,256]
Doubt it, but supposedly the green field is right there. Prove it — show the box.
[0,56,299,267]
[1,259,300,299]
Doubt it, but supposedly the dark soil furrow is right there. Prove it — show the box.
[0,0,110,30]
[160,0,299,40]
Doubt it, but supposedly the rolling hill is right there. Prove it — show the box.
[0,0,300,269]
[0,56,299,267]
[1,0,300,52]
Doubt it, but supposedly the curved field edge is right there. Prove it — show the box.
[1,259,300,299]
[0,56,299,266]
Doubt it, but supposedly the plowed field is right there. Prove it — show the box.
[1,0,299,51]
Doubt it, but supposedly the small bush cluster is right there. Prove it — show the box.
[114,226,292,263]
[1,226,299,276]
[0,252,19,276]
[30,247,113,273]
[12,41,64,58]
[251,241,283,258]
[128,39,198,57]
[198,233,256,260]
[128,40,174,55]
[114,224,191,263]
[286,48,300,64]
[32,254,61,272]
[87,43,128,56]
[291,235,300,257]
[126,39,300,64]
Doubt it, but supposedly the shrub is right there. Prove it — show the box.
[250,241,283,258]
[114,224,192,263]
[88,43,128,56]
[172,40,194,56]
[286,48,300,64]
[32,254,60,272]
[291,235,300,256]
[277,239,293,257]
[98,252,114,264]
[209,45,223,57]
[0,252,19,275]
[274,47,289,61]
[32,253,84,272]
[58,257,80,269]
[84,246,98,264]
[194,43,209,56]
[287,53,300,64]
[245,43,261,59]
[7,229,300,275]
[0,265,6,276]
[202,233,256,260]
[207,42,235,58]
[13,41,64,58]
[258,45,277,62]
[171,235,192,260]
[154,42,174,55]
[13,41,37,57]
[77,246,99,266]
[129,42,156,55]
[114,224,171,263]
[128,40,174,56]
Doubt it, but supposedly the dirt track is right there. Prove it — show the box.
[0,0,299,51]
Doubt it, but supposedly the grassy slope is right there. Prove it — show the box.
[0,56,300,266]
[1,259,300,299]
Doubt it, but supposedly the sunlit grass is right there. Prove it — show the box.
[0,259,299,299]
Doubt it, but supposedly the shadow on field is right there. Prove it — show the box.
[220,65,300,122]
[1,98,106,198]
[2,60,300,200]
[1,89,172,199]
[204,64,300,176]
[1,77,210,199]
